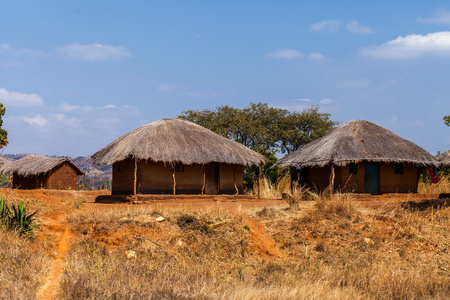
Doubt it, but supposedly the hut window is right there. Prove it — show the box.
[349,163,357,175]
[169,163,184,172]
[395,163,403,174]
[117,162,122,173]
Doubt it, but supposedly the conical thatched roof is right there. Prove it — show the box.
[92,118,266,166]
[0,155,84,176]
[275,120,439,168]
[437,150,450,167]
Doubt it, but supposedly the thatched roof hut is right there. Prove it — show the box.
[92,118,265,195]
[0,155,84,190]
[437,150,450,167]
[275,120,438,194]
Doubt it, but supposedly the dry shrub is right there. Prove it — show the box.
[249,175,291,199]
[0,229,51,300]
[283,184,312,209]
[418,176,450,194]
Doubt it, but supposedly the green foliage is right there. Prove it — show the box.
[180,103,337,187]
[0,103,8,148]
[180,103,337,154]
[0,198,38,235]
[444,115,450,127]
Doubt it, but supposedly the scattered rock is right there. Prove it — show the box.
[125,250,137,259]
[156,216,165,222]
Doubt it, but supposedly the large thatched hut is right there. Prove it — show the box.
[92,118,265,195]
[275,120,439,194]
[437,150,450,168]
[0,156,84,190]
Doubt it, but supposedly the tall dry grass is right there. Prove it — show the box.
[58,198,450,299]
[418,176,450,194]
[0,230,51,300]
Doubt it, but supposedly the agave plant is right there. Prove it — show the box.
[0,198,38,235]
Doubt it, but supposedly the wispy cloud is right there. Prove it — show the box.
[345,21,374,34]
[361,31,450,58]
[293,98,313,102]
[308,52,329,61]
[312,20,374,34]
[320,98,334,104]
[266,48,303,59]
[0,88,44,107]
[419,8,450,24]
[311,20,342,32]
[56,43,131,61]
[23,114,47,126]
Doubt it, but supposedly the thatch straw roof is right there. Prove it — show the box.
[275,120,439,168]
[437,150,450,167]
[92,118,266,166]
[0,155,84,176]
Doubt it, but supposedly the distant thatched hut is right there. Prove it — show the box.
[92,118,265,195]
[0,156,84,190]
[437,150,450,168]
[275,120,439,194]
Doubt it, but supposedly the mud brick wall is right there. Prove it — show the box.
[46,162,79,190]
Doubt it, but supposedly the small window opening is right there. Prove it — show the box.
[349,163,357,175]
[395,163,403,174]
[117,162,122,173]
[169,163,184,172]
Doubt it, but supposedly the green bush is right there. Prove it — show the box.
[0,198,38,235]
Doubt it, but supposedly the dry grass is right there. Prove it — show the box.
[0,229,51,300]
[250,175,291,198]
[418,176,450,194]
[57,197,450,299]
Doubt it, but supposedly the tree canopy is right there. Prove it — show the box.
[0,103,7,148]
[179,102,337,154]
[444,115,450,127]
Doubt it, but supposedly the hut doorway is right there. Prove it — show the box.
[204,163,219,194]
[365,162,378,194]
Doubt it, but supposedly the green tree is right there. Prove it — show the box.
[180,103,336,154]
[444,115,450,126]
[180,103,337,185]
[0,103,7,148]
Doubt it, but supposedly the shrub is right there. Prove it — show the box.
[0,198,38,235]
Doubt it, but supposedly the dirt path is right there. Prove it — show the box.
[36,215,75,300]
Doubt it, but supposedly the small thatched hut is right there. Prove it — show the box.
[92,118,265,195]
[0,156,84,190]
[437,150,450,168]
[275,120,439,194]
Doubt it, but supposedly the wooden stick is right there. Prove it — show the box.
[172,168,176,196]
[330,163,335,194]
[257,165,261,198]
[201,165,206,195]
[134,159,137,196]
[234,165,239,195]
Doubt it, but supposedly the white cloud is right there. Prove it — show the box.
[362,31,450,58]
[320,98,334,104]
[23,114,47,126]
[157,83,178,92]
[311,20,342,32]
[312,20,373,34]
[345,21,374,34]
[59,103,93,112]
[0,88,44,107]
[267,48,303,59]
[56,43,131,61]
[419,8,450,24]
[53,113,81,128]
[309,52,328,61]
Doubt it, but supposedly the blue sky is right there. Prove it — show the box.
[1,1,450,157]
